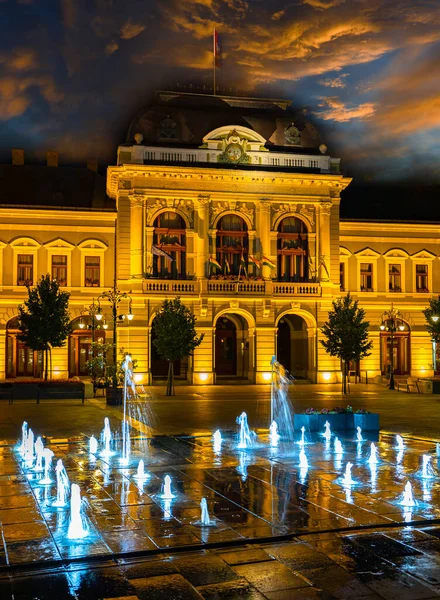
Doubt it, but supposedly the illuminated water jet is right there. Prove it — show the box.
[269,421,280,447]
[39,448,54,485]
[356,426,363,442]
[53,459,70,507]
[67,483,89,539]
[236,412,257,449]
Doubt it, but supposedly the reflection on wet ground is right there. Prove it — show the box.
[1,429,440,570]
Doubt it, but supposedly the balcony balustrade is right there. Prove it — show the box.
[142,279,321,297]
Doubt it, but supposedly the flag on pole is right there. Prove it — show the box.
[262,256,276,270]
[224,258,231,274]
[209,256,222,270]
[249,255,261,269]
[152,245,173,263]
[240,250,248,277]
[213,29,221,68]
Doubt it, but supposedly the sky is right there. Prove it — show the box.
[0,0,439,183]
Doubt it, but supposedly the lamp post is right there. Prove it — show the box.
[380,303,405,390]
[96,286,134,388]
[431,315,439,374]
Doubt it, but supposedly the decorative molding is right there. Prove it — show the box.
[319,201,332,216]
[209,201,255,227]
[271,203,315,230]
[146,198,194,227]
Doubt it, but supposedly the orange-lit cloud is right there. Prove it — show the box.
[319,74,348,88]
[120,19,146,40]
[316,97,376,122]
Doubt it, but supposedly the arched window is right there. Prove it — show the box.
[216,215,248,276]
[277,217,308,282]
[153,212,186,279]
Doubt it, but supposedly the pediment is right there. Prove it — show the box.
[383,248,409,259]
[411,249,437,260]
[202,125,266,145]
[10,236,40,248]
[44,237,75,250]
[340,246,352,257]
[354,247,380,258]
[78,239,108,250]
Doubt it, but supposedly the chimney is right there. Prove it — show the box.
[87,159,98,172]
[12,148,24,166]
[46,151,59,167]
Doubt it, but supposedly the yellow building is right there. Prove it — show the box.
[0,92,437,384]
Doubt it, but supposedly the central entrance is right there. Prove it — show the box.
[276,314,309,379]
[214,314,251,381]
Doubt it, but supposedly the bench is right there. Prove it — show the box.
[397,377,420,393]
[37,383,85,404]
[0,383,13,404]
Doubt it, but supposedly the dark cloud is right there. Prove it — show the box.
[0,0,439,182]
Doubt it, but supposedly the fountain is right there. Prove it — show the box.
[299,448,309,470]
[120,354,137,466]
[39,448,55,485]
[33,436,44,471]
[161,475,175,499]
[298,426,306,447]
[213,430,222,453]
[19,421,28,456]
[269,421,280,447]
[323,421,331,441]
[399,481,417,507]
[421,454,435,479]
[356,426,363,442]
[341,462,356,486]
[270,357,295,441]
[236,412,257,449]
[395,435,405,451]
[67,483,89,539]
[133,459,150,481]
[237,451,248,481]
[23,428,35,464]
[89,435,98,454]
[334,438,343,454]
[53,459,70,507]
[368,443,378,466]
[193,497,216,527]
[100,418,113,457]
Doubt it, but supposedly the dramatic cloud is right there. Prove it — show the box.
[315,97,376,122]
[0,0,439,182]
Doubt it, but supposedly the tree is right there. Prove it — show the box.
[86,343,137,393]
[17,274,71,381]
[152,297,204,396]
[320,293,373,394]
[422,296,440,372]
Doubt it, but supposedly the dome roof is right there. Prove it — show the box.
[126,91,325,153]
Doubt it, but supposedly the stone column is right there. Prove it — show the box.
[194,195,210,279]
[145,226,155,275]
[257,199,271,280]
[318,201,332,282]
[247,230,256,275]
[129,194,144,289]
[208,228,217,277]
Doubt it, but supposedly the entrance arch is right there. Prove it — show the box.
[5,317,43,378]
[214,313,252,381]
[68,316,106,378]
[380,318,410,376]
[276,314,309,379]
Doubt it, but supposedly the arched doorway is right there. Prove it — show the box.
[150,320,186,380]
[380,319,410,375]
[215,314,250,380]
[68,316,106,378]
[5,317,43,378]
[276,314,308,379]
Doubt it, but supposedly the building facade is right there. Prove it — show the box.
[0,92,438,383]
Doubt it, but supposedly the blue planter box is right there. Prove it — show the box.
[294,413,379,432]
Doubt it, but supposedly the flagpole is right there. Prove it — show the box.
[213,29,216,96]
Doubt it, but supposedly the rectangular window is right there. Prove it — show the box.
[360,263,373,291]
[416,264,428,292]
[17,254,33,285]
[340,262,345,291]
[52,255,67,285]
[84,256,100,287]
[389,263,401,291]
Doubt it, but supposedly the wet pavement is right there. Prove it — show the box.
[1,385,440,598]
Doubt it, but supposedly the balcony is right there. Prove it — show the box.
[142,279,321,297]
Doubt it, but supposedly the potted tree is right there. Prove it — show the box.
[86,343,137,404]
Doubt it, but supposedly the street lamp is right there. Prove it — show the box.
[96,286,134,388]
[380,303,405,390]
[78,299,106,391]
[431,315,439,373]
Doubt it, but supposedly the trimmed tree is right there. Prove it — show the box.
[152,297,204,396]
[17,274,71,381]
[320,293,373,394]
[422,295,440,372]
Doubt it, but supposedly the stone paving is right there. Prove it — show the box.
[1,385,440,598]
